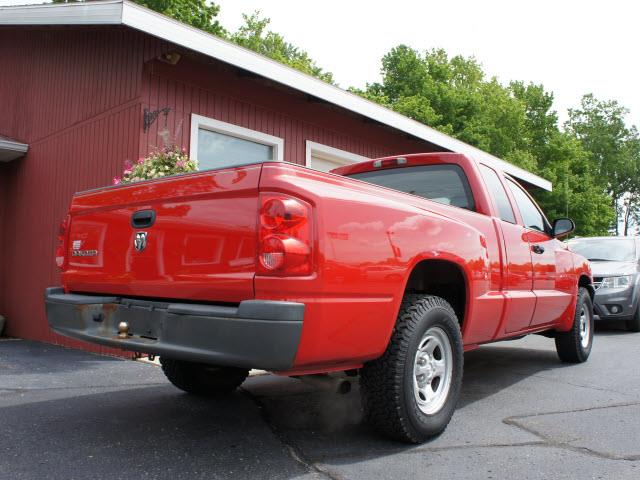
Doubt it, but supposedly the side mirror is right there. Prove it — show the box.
[552,218,575,238]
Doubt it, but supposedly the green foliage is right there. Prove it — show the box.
[565,95,640,233]
[363,47,531,160]
[534,132,614,236]
[134,0,225,35]
[230,12,334,84]
[356,45,639,236]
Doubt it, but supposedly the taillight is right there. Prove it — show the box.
[55,215,70,270]
[257,195,312,276]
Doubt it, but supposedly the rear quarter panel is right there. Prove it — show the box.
[257,163,503,371]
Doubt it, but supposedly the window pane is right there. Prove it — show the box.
[197,128,273,170]
[310,155,344,172]
[479,165,515,223]
[506,179,545,231]
[348,164,475,211]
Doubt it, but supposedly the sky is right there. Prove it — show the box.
[214,0,640,128]
[1,0,638,128]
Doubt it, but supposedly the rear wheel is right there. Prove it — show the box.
[160,358,249,396]
[626,307,640,332]
[555,287,593,363]
[360,294,463,443]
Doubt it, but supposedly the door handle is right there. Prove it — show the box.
[532,244,545,254]
[131,210,156,229]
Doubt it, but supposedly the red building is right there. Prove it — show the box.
[0,1,550,354]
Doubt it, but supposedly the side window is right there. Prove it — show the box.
[479,164,516,223]
[506,178,546,232]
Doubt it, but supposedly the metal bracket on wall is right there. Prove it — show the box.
[143,107,171,133]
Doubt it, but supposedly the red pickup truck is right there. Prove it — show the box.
[45,152,593,443]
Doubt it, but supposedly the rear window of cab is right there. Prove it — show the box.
[348,164,475,211]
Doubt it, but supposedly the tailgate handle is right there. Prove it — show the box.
[131,210,156,229]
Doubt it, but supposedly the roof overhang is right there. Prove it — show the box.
[0,0,552,190]
[0,137,28,162]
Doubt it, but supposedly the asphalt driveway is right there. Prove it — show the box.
[2,325,640,479]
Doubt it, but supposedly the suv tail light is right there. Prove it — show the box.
[55,215,70,270]
[257,195,312,276]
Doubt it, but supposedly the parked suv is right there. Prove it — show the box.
[568,237,640,331]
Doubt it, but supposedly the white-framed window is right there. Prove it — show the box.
[190,114,284,171]
[305,141,369,172]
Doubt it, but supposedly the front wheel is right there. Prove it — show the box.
[555,287,594,363]
[360,294,463,443]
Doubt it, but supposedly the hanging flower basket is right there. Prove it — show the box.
[113,146,198,185]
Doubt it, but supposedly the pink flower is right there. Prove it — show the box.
[123,168,132,175]
[112,176,121,185]
[137,157,145,165]
[176,160,185,169]
[123,159,133,170]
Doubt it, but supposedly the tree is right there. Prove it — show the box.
[565,94,640,234]
[230,12,334,84]
[134,0,225,35]
[534,132,614,236]
[356,47,533,163]
[509,84,613,235]
[353,46,618,236]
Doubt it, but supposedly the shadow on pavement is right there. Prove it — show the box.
[594,319,632,335]
[0,384,310,480]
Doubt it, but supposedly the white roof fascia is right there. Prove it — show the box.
[0,0,551,190]
[0,0,123,25]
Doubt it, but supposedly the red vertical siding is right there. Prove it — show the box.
[0,27,148,143]
[0,26,152,353]
[0,165,8,317]
[139,56,434,162]
[1,105,142,353]
[0,25,440,352]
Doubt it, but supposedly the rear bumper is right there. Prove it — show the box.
[45,287,304,371]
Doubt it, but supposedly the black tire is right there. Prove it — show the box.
[360,294,463,443]
[555,287,594,363]
[160,358,249,396]
[626,307,640,332]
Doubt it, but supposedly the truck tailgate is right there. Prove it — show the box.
[63,165,261,303]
